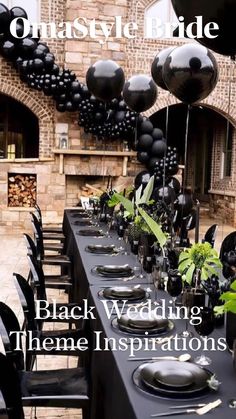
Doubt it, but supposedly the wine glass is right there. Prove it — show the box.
[167,269,182,319]
[152,264,162,303]
[122,228,130,255]
[137,245,146,279]
[194,307,215,366]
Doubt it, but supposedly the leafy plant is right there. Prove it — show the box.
[178,242,222,285]
[214,280,236,315]
[107,176,167,249]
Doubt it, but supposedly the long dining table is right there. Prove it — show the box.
[63,209,236,419]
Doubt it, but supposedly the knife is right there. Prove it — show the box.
[170,404,206,409]
[151,399,222,417]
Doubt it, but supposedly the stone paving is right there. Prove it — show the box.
[0,217,235,418]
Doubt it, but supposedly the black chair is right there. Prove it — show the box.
[220,231,236,279]
[202,224,218,248]
[0,303,90,418]
[34,204,63,234]
[13,274,88,371]
[30,212,65,251]
[0,354,24,419]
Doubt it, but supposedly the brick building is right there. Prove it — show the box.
[0,0,236,231]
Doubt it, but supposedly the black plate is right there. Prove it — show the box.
[72,220,94,226]
[104,286,146,300]
[71,213,89,218]
[77,229,104,237]
[154,369,194,389]
[118,313,169,333]
[139,361,212,397]
[85,245,117,255]
[112,317,174,336]
[96,265,133,277]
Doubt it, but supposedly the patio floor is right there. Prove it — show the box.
[0,217,234,418]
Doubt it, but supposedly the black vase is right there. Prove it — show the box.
[226,312,236,350]
[139,233,155,257]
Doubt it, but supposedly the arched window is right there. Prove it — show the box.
[1,0,40,22]
[0,94,39,159]
[145,0,178,38]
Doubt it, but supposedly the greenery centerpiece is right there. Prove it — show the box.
[178,242,222,286]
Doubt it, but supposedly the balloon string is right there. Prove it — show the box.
[182,104,191,195]
[162,104,169,199]
[221,57,234,242]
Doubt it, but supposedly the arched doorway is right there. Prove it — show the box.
[0,93,39,159]
[150,104,234,202]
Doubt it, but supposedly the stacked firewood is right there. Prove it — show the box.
[8,174,37,207]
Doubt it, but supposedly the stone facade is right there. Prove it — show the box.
[0,0,236,231]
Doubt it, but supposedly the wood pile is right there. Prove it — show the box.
[8,174,37,207]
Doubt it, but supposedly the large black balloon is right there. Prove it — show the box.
[0,40,15,59]
[151,47,175,90]
[152,128,163,141]
[0,4,11,35]
[19,37,38,58]
[152,186,176,205]
[171,0,236,57]
[86,60,125,102]
[10,7,28,20]
[123,75,157,112]
[140,119,153,134]
[134,171,151,189]
[163,44,219,104]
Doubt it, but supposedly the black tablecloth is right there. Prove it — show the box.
[63,210,236,419]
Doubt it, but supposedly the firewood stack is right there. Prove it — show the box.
[8,174,37,207]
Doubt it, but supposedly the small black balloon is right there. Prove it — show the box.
[86,60,125,102]
[37,42,49,54]
[0,39,15,59]
[138,134,153,150]
[10,7,28,20]
[134,171,151,189]
[148,157,161,171]
[152,186,176,205]
[163,44,219,104]
[140,119,154,134]
[115,111,125,123]
[19,37,37,58]
[167,177,181,194]
[151,140,167,157]
[0,4,11,34]
[137,151,150,164]
[123,74,158,113]
[176,193,194,217]
[152,128,164,141]
[151,47,175,90]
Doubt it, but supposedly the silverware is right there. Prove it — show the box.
[127,353,191,362]
[151,399,222,417]
[170,404,206,409]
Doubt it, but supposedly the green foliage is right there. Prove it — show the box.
[138,207,167,249]
[178,242,222,285]
[214,280,236,315]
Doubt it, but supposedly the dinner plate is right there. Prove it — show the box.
[85,244,117,255]
[92,265,134,278]
[118,313,169,333]
[72,220,94,226]
[98,287,149,303]
[139,361,212,396]
[71,213,89,218]
[112,317,174,336]
[77,229,104,237]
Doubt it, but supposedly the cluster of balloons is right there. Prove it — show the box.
[136,119,167,164]
[151,43,219,105]
[151,146,179,181]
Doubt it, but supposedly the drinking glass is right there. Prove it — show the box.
[152,264,162,303]
[137,245,146,279]
[167,269,182,319]
[194,307,215,366]
[122,228,130,255]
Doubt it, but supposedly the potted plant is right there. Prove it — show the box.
[178,242,222,286]
[215,280,236,350]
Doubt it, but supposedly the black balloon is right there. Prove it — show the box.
[152,128,163,140]
[0,40,15,59]
[151,47,175,90]
[137,151,150,164]
[86,60,125,102]
[152,186,176,205]
[171,0,236,57]
[163,43,219,104]
[151,140,167,157]
[167,177,181,194]
[138,134,153,150]
[140,119,153,134]
[148,157,160,170]
[0,4,11,35]
[10,6,28,20]
[176,193,194,217]
[134,171,151,189]
[123,75,157,112]
[19,37,38,58]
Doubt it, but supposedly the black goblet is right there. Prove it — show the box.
[194,307,215,366]
[167,269,182,319]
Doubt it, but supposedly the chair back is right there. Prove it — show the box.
[23,234,37,259]
[13,274,38,333]
[30,213,44,258]
[203,224,218,248]
[27,255,47,301]
[0,353,24,419]
[0,303,24,371]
